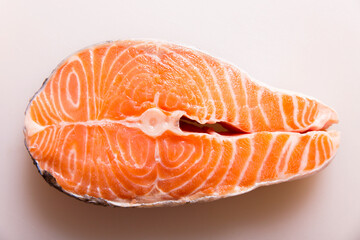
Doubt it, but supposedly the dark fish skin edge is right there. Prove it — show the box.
[24,131,202,208]
[24,137,115,207]
[25,136,197,208]
[23,64,213,208]
[24,40,339,208]
[23,41,178,207]
[24,76,116,207]
[24,77,195,208]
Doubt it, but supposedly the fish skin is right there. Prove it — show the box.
[24,40,339,207]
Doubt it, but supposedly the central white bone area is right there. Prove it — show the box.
[24,106,185,137]
[139,108,183,137]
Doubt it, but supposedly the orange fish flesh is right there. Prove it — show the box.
[24,40,339,207]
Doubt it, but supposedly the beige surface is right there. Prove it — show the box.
[1,0,359,239]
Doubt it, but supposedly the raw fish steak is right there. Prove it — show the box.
[24,40,339,207]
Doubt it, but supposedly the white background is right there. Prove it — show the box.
[1,0,359,239]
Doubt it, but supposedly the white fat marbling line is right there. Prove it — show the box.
[36,97,51,123]
[277,92,291,131]
[279,135,299,177]
[301,98,309,127]
[223,64,240,123]
[144,139,155,168]
[67,148,77,179]
[167,139,207,193]
[158,140,196,172]
[163,139,205,184]
[117,131,133,168]
[40,127,55,159]
[153,92,160,106]
[94,45,108,111]
[98,153,118,200]
[96,43,111,110]
[326,136,333,158]
[306,101,315,126]
[89,50,97,118]
[199,54,226,121]
[152,142,161,187]
[57,128,74,175]
[160,45,210,121]
[275,135,291,174]
[320,135,327,160]
[32,98,49,125]
[36,95,54,124]
[49,72,62,123]
[70,127,86,191]
[314,135,320,168]
[236,136,254,186]
[33,126,49,159]
[126,135,156,171]
[156,52,206,119]
[84,157,93,197]
[41,92,60,123]
[103,54,141,97]
[38,97,55,125]
[255,136,276,182]
[240,71,253,131]
[102,43,145,96]
[99,127,134,197]
[189,138,225,196]
[218,139,237,188]
[65,70,81,108]
[258,88,271,128]
[58,57,79,120]
[128,135,140,169]
[291,95,301,129]
[298,136,312,173]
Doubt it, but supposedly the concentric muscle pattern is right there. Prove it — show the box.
[25,40,339,206]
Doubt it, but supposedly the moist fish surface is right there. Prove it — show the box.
[24,40,339,207]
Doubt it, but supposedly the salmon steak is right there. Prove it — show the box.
[24,40,339,207]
